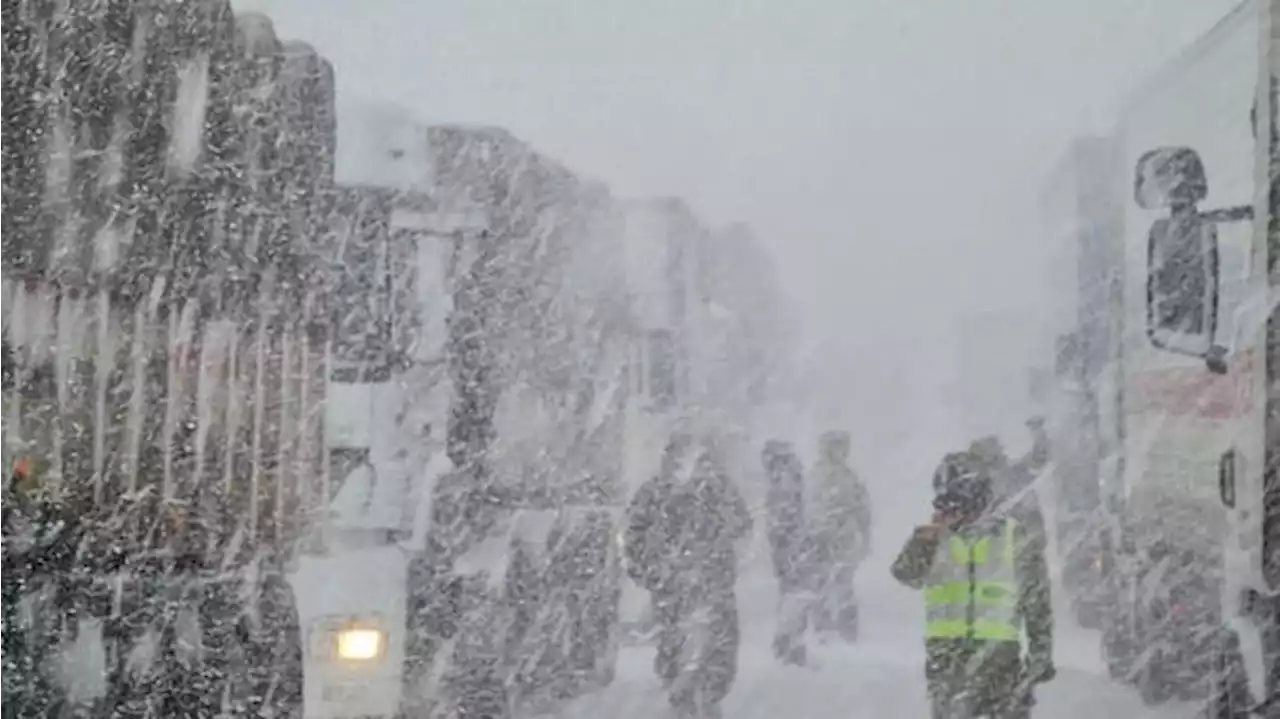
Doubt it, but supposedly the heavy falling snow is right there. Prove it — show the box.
[2,1,1279,719]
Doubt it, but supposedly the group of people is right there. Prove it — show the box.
[762,430,872,665]
[620,429,873,718]
[620,419,1053,719]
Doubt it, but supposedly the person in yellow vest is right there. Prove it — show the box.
[892,450,1055,719]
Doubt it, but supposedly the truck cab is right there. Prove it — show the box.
[283,96,474,718]
[1041,136,1124,631]
[293,102,630,719]
[1072,0,1280,710]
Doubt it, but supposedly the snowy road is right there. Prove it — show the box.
[555,570,1198,719]
[554,436,1198,719]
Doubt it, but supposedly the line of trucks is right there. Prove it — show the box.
[1041,0,1279,713]
[0,3,793,718]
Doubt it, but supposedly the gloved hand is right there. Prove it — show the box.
[916,522,944,541]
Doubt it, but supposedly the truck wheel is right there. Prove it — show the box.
[839,601,861,644]
[1137,656,1171,706]
[1203,627,1257,719]
[590,517,623,690]
[592,577,622,689]
[1101,622,1134,683]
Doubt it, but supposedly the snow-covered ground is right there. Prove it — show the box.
[554,570,1197,719]
[290,428,1200,718]
[552,435,1199,719]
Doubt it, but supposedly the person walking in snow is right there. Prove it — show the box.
[624,432,754,718]
[810,430,871,642]
[762,439,815,665]
[892,450,1055,719]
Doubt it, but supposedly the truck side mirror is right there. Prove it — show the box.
[1135,147,1226,370]
[1134,147,1207,210]
[1145,212,1222,362]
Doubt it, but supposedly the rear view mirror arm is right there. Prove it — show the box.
[1200,205,1254,223]
[1146,331,1227,371]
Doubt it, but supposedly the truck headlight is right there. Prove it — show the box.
[335,628,385,661]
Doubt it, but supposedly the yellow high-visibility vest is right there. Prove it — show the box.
[923,520,1020,641]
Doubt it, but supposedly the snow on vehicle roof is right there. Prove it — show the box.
[1118,0,1254,122]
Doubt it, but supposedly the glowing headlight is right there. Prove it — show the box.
[335,628,385,661]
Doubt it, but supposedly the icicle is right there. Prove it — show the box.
[163,307,180,499]
[222,328,242,494]
[91,288,112,502]
[124,299,149,494]
[194,324,212,489]
[274,323,294,547]
[4,280,28,470]
[295,308,313,538]
[249,289,270,543]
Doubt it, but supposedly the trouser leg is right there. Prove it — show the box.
[653,594,682,690]
[978,646,1031,719]
[774,588,809,663]
[989,686,1033,719]
[812,564,836,632]
[701,593,740,708]
[834,563,859,641]
[772,589,792,658]
[928,677,961,719]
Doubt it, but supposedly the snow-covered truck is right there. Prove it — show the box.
[3,3,336,715]
[1040,136,1125,631]
[293,106,630,719]
[1048,0,1280,709]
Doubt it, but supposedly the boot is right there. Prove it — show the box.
[784,644,808,667]
[668,690,698,719]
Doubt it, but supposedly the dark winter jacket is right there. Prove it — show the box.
[762,441,811,590]
[625,446,753,597]
[811,431,872,566]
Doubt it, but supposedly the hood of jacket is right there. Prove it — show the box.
[818,430,851,464]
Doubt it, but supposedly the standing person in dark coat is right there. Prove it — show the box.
[810,430,871,642]
[762,439,813,665]
[625,432,753,718]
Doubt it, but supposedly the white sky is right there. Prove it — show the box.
[239,0,1244,442]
